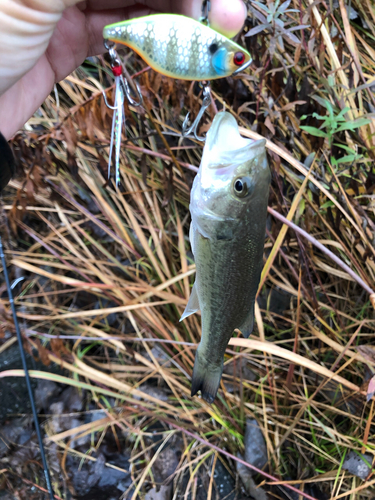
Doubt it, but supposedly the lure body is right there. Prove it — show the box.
[181,112,270,403]
[103,14,251,81]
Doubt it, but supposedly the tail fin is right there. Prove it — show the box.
[191,350,223,404]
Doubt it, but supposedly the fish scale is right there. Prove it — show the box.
[103,14,251,80]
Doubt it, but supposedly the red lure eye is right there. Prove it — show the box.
[233,51,245,66]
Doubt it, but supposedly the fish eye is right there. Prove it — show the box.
[233,176,252,198]
[233,51,245,66]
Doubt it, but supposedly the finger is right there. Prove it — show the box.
[170,0,248,38]
[208,0,247,38]
[84,0,247,37]
[0,53,54,140]
[0,4,155,139]
[47,6,155,80]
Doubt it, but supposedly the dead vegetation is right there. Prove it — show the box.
[0,0,375,498]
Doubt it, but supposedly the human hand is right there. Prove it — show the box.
[0,0,247,140]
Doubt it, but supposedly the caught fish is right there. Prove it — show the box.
[103,14,251,81]
[0,132,15,193]
[181,112,270,403]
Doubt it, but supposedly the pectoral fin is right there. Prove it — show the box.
[180,283,200,322]
[238,303,255,339]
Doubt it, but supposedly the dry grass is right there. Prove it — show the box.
[1,0,375,498]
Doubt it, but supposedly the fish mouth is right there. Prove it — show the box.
[203,112,266,167]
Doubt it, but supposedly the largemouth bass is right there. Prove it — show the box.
[181,112,270,403]
[103,14,251,81]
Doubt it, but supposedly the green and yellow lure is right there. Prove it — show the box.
[103,14,251,81]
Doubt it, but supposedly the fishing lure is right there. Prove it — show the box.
[102,10,251,141]
[180,112,270,403]
[103,14,251,81]
[102,5,251,182]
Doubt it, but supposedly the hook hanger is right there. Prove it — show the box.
[182,83,212,142]
[200,0,211,25]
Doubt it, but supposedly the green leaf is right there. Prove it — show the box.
[300,126,327,138]
[336,118,371,132]
[335,154,359,164]
[312,112,328,121]
[320,201,335,209]
[311,95,331,109]
[324,99,334,117]
[335,107,351,121]
[332,143,357,154]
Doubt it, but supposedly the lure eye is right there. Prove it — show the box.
[233,51,245,66]
[233,176,252,198]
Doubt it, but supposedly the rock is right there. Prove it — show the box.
[343,450,372,480]
[70,451,131,498]
[61,386,84,413]
[244,419,268,471]
[236,419,269,499]
[145,485,172,500]
[0,417,31,458]
[236,458,268,500]
[138,384,169,402]
[223,358,257,393]
[0,344,37,423]
[35,380,59,411]
[151,430,183,483]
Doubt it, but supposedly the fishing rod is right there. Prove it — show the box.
[0,235,55,499]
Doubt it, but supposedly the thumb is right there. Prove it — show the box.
[0,0,81,95]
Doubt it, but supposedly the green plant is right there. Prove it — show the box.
[300,96,370,149]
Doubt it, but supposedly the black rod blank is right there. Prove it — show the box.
[0,235,55,499]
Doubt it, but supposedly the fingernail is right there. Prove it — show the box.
[191,0,203,20]
[243,1,248,20]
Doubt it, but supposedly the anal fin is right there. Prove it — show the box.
[238,303,255,339]
[180,283,200,322]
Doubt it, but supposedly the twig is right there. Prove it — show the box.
[168,422,319,500]
[267,206,375,297]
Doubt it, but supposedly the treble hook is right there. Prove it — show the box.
[104,39,143,107]
[121,77,143,107]
[182,84,212,141]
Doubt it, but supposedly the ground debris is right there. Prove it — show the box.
[342,451,373,480]
[236,418,268,500]
[145,485,172,500]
